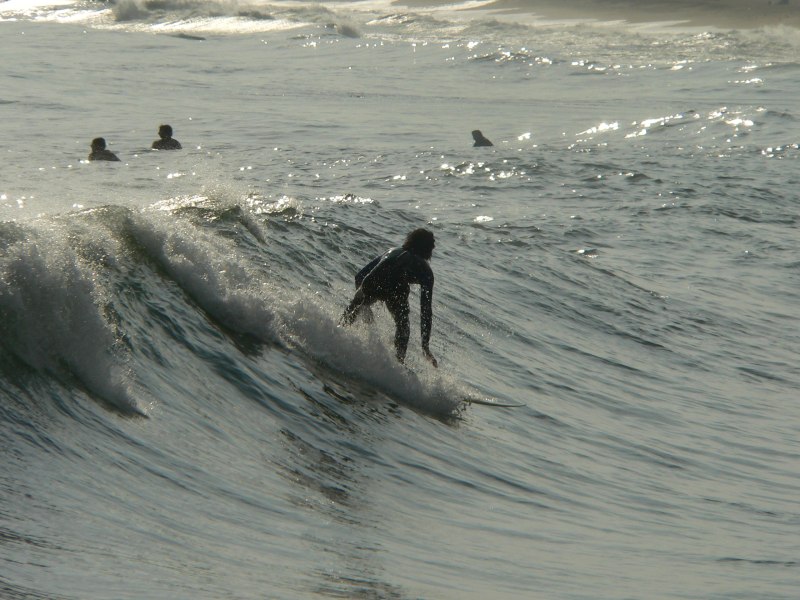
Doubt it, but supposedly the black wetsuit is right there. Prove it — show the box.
[88,149,120,162]
[472,130,493,147]
[341,247,434,363]
[152,138,182,150]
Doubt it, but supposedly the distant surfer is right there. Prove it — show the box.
[88,137,120,162]
[151,124,182,150]
[472,129,493,147]
[340,228,438,368]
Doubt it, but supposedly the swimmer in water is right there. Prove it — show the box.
[472,129,493,147]
[151,124,182,150]
[88,137,120,162]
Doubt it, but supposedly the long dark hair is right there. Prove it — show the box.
[403,228,435,260]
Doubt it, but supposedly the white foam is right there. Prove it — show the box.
[0,0,77,13]
[0,220,141,414]
[279,295,467,417]
[129,211,280,343]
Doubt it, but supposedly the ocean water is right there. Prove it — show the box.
[1,1,799,598]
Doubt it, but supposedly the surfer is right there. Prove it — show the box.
[88,137,120,162]
[151,124,182,150]
[340,228,438,368]
[472,129,493,147]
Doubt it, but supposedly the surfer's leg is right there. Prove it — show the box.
[340,290,364,325]
[340,289,375,326]
[387,298,410,363]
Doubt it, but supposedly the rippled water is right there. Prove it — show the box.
[2,1,799,598]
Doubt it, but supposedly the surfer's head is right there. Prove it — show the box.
[403,228,435,260]
[91,137,107,151]
[158,124,173,139]
[472,130,493,146]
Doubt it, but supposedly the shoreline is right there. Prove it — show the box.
[394,0,800,29]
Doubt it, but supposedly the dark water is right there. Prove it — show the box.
[1,1,799,598]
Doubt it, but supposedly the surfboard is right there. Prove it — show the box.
[463,396,525,408]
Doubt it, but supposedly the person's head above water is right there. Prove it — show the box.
[158,124,173,139]
[88,136,120,161]
[472,129,493,147]
[152,124,182,150]
[402,228,435,260]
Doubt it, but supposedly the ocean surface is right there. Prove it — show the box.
[1,1,799,598]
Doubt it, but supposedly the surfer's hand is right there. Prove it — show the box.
[423,348,438,368]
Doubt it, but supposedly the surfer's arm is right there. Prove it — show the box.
[419,270,437,367]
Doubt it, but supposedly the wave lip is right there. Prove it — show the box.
[0,218,142,415]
